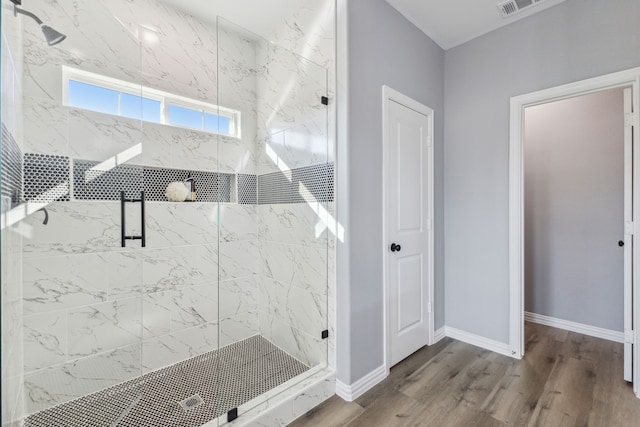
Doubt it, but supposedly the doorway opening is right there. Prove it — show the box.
[509,68,640,398]
[524,86,630,371]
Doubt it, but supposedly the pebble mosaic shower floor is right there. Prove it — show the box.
[24,336,309,427]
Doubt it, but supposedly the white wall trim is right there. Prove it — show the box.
[509,67,640,397]
[381,85,435,373]
[525,312,624,343]
[335,365,387,402]
[433,327,446,343]
[445,327,512,357]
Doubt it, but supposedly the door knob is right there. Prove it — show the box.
[619,240,625,247]
[390,243,402,252]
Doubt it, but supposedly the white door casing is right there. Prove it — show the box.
[624,87,635,382]
[382,86,434,369]
[509,67,640,398]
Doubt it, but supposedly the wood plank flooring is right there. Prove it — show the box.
[290,323,640,427]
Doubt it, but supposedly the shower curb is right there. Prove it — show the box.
[211,367,335,427]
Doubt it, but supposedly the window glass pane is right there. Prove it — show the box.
[142,98,161,123]
[168,105,203,129]
[121,93,161,123]
[120,93,141,120]
[68,80,119,115]
[204,113,231,134]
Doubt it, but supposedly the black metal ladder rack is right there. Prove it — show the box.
[120,191,146,247]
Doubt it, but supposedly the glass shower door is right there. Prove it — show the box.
[10,1,146,424]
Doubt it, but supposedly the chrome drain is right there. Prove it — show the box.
[178,394,204,411]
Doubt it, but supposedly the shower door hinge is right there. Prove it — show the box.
[321,96,329,106]
[625,221,635,235]
[321,330,329,339]
[625,112,636,128]
[227,408,238,422]
[625,329,635,344]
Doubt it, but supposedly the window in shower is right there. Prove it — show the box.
[63,65,240,137]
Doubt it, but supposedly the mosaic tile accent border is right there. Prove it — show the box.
[21,153,334,205]
[24,153,70,203]
[24,335,309,427]
[73,160,232,203]
[1,123,23,205]
[238,174,257,205]
[258,163,334,204]
[73,160,143,201]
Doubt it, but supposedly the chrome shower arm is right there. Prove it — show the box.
[14,6,43,25]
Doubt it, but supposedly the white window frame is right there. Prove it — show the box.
[62,66,241,138]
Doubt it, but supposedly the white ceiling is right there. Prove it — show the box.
[159,0,302,39]
[385,0,567,50]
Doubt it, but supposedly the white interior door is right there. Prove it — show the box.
[385,92,433,368]
[624,87,635,382]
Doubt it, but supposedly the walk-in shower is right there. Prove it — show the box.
[1,0,336,425]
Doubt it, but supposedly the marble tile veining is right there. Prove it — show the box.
[23,253,109,315]
[23,312,67,372]
[142,244,218,293]
[67,297,142,358]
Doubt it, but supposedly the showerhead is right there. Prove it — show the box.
[41,25,66,46]
[14,5,66,46]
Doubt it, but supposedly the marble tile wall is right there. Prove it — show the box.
[1,1,25,425]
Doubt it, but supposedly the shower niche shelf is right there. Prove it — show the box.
[23,152,334,206]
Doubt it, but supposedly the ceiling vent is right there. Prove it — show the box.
[497,0,544,18]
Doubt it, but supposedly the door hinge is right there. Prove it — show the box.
[427,301,432,313]
[321,329,329,339]
[321,96,329,106]
[625,112,637,128]
[625,329,635,344]
[625,221,635,235]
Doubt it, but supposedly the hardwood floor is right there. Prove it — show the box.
[290,323,640,426]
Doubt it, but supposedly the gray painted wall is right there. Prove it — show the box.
[524,88,625,332]
[343,0,444,383]
[444,0,640,343]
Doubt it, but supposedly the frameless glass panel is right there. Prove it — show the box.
[1,5,26,425]
[6,1,146,426]
[68,80,120,115]
[217,17,329,423]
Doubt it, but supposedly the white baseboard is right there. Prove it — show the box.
[433,327,446,343]
[445,326,512,357]
[335,365,387,402]
[525,312,624,343]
